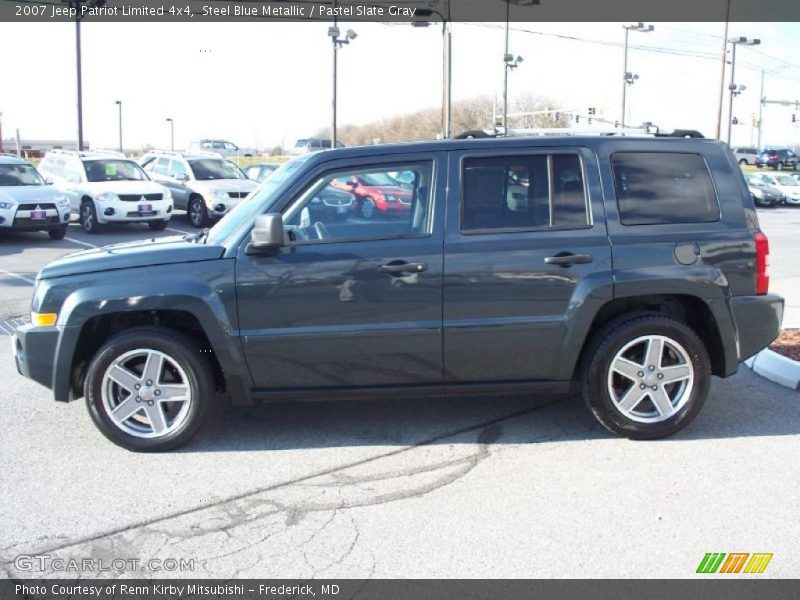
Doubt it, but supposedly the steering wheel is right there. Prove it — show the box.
[314,221,329,240]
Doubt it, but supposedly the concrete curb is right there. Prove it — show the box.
[745,348,800,391]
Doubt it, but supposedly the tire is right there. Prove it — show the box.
[738,158,747,166]
[84,327,214,452]
[187,196,208,228]
[48,225,67,240]
[776,162,784,171]
[361,197,377,219]
[148,219,169,231]
[80,200,101,234]
[580,314,710,440]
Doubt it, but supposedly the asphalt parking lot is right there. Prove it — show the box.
[0,207,798,578]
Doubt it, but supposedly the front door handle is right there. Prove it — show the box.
[544,252,593,267]
[377,261,428,274]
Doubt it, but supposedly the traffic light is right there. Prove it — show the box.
[614,120,619,128]
[555,112,560,120]
[793,114,797,123]
[588,107,596,115]
[588,117,592,125]
[732,117,739,125]
[575,115,581,123]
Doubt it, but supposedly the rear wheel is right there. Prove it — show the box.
[361,197,377,219]
[776,161,784,171]
[84,327,213,452]
[188,196,208,228]
[48,225,67,240]
[738,158,747,166]
[581,314,710,440]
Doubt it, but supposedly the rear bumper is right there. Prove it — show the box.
[730,294,784,362]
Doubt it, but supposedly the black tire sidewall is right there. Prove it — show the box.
[85,328,213,451]
[582,316,711,440]
[80,201,98,233]
[188,197,207,228]
[48,226,67,240]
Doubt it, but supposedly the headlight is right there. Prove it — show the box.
[751,189,764,198]
[96,191,118,202]
[212,189,229,200]
[384,195,397,202]
[0,202,14,210]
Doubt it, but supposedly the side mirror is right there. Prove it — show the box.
[44,177,54,185]
[176,173,189,181]
[247,214,284,254]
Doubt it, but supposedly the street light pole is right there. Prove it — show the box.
[503,0,510,134]
[757,69,765,150]
[76,16,84,150]
[329,15,357,149]
[115,100,122,154]
[621,23,654,129]
[714,0,732,139]
[726,36,761,145]
[166,118,174,151]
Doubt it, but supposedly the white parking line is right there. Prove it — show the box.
[64,237,98,249]
[0,269,35,285]
[166,227,191,235]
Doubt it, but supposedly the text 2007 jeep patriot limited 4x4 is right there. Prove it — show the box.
[13,137,783,451]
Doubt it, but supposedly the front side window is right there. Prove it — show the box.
[168,159,187,179]
[83,159,148,182]
[152,157,170,176]
[461,153,589,232]
[612,152,719,226]
[281,162,434,244]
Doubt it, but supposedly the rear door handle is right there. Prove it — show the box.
[544,252,593,266]
[377,261,428,274]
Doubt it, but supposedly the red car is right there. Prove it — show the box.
[332,173,413,219]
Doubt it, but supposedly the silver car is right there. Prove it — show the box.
[0,154,72,239]
[187,139,259,158]
[141,151,258,227]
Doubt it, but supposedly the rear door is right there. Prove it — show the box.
[443,146,612,383]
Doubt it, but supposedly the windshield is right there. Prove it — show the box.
[189,159,245,180]
[775,176,798,186]
[84,159,148,182]
[0,163,45,186]
[206,154,314,245]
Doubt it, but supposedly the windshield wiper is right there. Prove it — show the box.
[183,228,210,243]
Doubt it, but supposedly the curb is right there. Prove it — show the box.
[745,348,800,391]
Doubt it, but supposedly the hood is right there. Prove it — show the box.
[80,180,168,195]
[38,236,224,280]
[0,185,68,205]
[192,179,258,193]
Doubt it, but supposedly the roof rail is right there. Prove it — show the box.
[145,149,224,159]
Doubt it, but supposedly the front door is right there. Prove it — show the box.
[235,154,446,390]
[443,146,613,383]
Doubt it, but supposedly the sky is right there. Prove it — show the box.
[0,19,799,151]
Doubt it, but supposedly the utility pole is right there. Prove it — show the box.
[714,0,731,139]
[757,69,765,150]
[621,23,653,129]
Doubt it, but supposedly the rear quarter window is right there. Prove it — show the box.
[611,152,720,226]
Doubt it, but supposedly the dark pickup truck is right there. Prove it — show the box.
[13,136,783,451]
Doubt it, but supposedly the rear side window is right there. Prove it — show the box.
[461,153,589,232]
[611,152,719,226]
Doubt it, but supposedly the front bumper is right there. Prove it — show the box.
[96,198,172,223]
[730,294,784,362]
[0,206,70,231]
[12,324,61,393]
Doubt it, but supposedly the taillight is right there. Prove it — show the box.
[754,231,769,295]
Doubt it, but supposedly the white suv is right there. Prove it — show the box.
[37,150,173,233]
[188,140,259,158]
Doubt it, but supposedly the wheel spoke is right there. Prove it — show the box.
[110,396,143,424]
[158,383,189,402]
[142,352,164,386]
[107,364,141,394]
[617,385,647,413]
[145,403,168,435]
[650,387,675,417]
[661,364,692,384]
[644,337,665,370]
[611,357,643,381]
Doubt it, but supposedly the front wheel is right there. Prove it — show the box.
[776,161,784,171]
[84,327,214,451]
[148,219,169,231]
[80,200,101,234]
[581,314,710,440]
[361,197,377,219]
[48,225,67,240]
[187,197,208,228]
[738,158,747,166]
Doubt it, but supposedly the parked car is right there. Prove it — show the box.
[304,183,357,222]
[188,139,258,158]
[754,172,800,204]
[757,148,800,171]
[733,147,759,166]
[37,150,172,233]
[745,174,784,207]
[242,162,281,183]
[140,151,257,227]
[13,137,782,451]
[0,154,71,239]
[330,172,413,219]
[290,138,345,155]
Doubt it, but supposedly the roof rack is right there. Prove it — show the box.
[144,149,224,159]
[453,125,705,140]
[47,148,127,158]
